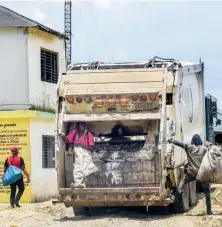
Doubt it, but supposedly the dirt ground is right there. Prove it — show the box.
[1,185,222,227]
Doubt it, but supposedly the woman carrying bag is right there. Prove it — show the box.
[3,147,30,208]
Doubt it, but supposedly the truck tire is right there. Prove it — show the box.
[87,207,108,216]
[189,180,197,207]
[148,206,170,215]
[73,207,108,217]
[172,183,190,213]
[73,207,90,216]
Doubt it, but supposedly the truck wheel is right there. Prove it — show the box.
[172,183,190,213]
[189,180,197,207]
[87,207,108,216]
[73,207,90,216]
[148,206,170,215]
[73,207,108,217]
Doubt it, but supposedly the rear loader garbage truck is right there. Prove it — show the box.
[55,57,206,215]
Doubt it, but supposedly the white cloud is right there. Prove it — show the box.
[93,0,112,9]
[72,0,112,9]
[112,50,127,61]
[33,8,46,22]
[1,3,47,24]
[21,7,46,23]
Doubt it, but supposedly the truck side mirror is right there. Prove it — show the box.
[216,119,221,126]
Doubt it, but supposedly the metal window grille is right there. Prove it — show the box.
[41,48,59,84]
[42,135,55,168]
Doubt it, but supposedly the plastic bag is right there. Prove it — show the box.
[2,165,22,186]
[197,145,222,184]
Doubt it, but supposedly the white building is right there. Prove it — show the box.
[0,5,66,110]
[0,5,67,202]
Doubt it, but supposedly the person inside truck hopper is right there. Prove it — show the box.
[168,134,212,215]
[62,122,98,188]
[110,123,131,142]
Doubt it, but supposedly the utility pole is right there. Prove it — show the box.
[64,0,72,66]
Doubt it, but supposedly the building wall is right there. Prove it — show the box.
[0,27,66,111]
[30,117,57,202]
[27,28,66,110]
[0,27,29,110]
[0,116,32,203]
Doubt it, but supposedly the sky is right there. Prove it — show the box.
[1,0,222,107]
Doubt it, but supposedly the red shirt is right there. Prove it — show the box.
[5,156,25,169]
[66,129,94,150]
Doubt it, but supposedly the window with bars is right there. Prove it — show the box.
[42,135,55,168]
[41,48,59,84]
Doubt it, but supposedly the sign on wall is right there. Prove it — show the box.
[0,119,31,203]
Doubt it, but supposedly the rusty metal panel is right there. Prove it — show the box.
[64,92,162,114]
[56,150,66,188]
[64,83,163,96]
[59,187,171,207]
[59,70,166,96]
[60,187,159,194]
[63,112,162,122]
[63,141,162,189]
[64,152,74,187]
[85,152,161,188]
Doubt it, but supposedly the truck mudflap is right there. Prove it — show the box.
[59,187,172,207]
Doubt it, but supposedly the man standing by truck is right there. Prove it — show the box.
[62,122,98,188]
[169,134,212,215]
[4,147,30,208]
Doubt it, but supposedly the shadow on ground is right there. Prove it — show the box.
[185,211,222,216]
[54,206,181,223]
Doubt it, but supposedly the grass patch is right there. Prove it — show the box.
[29,104,56,114]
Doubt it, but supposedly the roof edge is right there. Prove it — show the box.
[0,5,68,39]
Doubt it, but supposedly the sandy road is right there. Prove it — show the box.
[1,185,222,227]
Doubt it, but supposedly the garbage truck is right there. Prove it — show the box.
[56,57,206,215]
